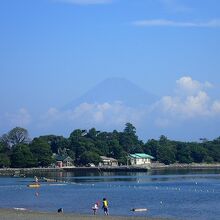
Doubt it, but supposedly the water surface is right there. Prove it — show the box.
[0,169,220,220]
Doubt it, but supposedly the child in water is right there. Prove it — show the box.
[92,202,99,215]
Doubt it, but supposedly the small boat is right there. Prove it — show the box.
[27,183,40,188]
[14,207,27,211]
[43,177,57,182]
[131,208,147,212]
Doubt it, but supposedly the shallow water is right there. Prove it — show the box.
[0,169,220,220]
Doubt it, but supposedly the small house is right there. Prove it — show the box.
[99,156,118,167]
[55,155,74,168]
[128,153,154,166]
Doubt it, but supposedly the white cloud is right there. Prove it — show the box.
[176,76,213,95]
[132,19,220,28]
[154,76,220,128]
[4,76,217,139]
[40,102,145,129]
[185,91,210,116]
[160,91,210,118]
[5,108,31,127]
[54,0,112,5]
[212,101,220,114]
[39,77,219,133]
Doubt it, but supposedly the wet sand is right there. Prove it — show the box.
[0,209,173,220]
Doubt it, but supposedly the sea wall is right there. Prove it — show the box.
[0,168,62,176]
[0,166,149,176]
[150,162,220,169]
[1,163,220,176]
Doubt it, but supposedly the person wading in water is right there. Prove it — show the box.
[102,198,109,215]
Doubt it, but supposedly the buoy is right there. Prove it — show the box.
[131,208,147,212]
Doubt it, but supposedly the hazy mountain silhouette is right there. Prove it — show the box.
[64,77,157,109]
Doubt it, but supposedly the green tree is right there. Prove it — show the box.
[0,127,30,148]
[38,135,69,154]
[95,132,111,155]
[79,151,101,166]
[69,129,84,140]
[86,128,100,140]
[0,153,11,168]
[11,144,36,168]
[29,138,53,167]
[0,140,11,167]
[108,139,123,159]
[119,123,141,153]
[69,130,86,165]
[204,139,220,162]
[143,139,160,160]
[176,143,192,164]
[157,136,176,164]
[190,145,208,163]
[157,145,176,165]
[124,122,136,135]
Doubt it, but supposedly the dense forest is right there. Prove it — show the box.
[0,123,220,168]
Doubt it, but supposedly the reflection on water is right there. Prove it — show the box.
[0,169,220,220]
[149,168,220,175]
[30,168,220,184]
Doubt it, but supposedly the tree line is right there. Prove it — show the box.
[0,123,220,168]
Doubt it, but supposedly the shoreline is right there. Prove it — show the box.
[1,163,220,176]
[150,162,220,170]
[0,208,174,220]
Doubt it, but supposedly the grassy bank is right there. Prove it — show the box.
[0,209,173,220]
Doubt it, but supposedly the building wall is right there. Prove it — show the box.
[99,159,118,166]
[130,158,151,165]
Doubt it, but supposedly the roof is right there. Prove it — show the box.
[63,156,74,162]
[55,155,73,162]
[129,153,154,160]
[100,156,118,161]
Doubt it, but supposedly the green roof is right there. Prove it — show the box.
[129,153,154,159]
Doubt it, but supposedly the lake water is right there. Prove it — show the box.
[0,169,220,220]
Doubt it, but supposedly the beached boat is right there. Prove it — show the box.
[27,183,40,188]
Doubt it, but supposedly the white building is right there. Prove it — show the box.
[129,153,154,166]
[99,156,118,167]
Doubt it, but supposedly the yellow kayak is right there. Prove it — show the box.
[27,183,40,188]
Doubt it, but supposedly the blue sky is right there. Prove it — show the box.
[0,0,220,141]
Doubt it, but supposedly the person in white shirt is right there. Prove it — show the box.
[92,202,99,215]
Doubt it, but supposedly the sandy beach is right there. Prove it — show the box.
[0,209,173,220]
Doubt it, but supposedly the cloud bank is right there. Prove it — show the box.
[35,76,220,135]
[40,102,145,129]
[2,76,220,140]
